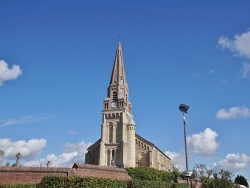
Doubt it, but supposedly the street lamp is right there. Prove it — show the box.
[179,104,192,187]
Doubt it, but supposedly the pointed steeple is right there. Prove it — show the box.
[103,42,132,112]
[109,42,127,87]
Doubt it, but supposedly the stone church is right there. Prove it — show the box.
[85,42,173,171]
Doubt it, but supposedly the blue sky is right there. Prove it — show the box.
[1,0,250,182]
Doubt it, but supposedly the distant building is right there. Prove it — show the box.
[85,42,173,171]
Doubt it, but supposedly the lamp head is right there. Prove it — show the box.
[179,104,190,113]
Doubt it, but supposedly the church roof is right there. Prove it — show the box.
[109,42,128,87]
[87,139,101,151]
[135,133,171,160]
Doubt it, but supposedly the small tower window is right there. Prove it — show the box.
[112,92,117,102]
[111,92,117,108]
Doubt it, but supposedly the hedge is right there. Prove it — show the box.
[131,180,188,188]
[0,177,187,188]
[125,167,175,182]
[0,185,37,188]
[37,176,128,188]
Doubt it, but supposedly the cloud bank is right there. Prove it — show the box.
[166,128,220,171]
[214,153,250,172]
[187,128,220,154]
[218,30,250,78]
[218,30,250,59]
[0,60,22,86]
[0,138,91,167]
[216,106,250,120]
[24,141,92,167]
[0,138,46,161]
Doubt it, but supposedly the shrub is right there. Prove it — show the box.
[0,185,37,188]
[38,176,128,188]
[125,167,174,182]
[131,179,188,188]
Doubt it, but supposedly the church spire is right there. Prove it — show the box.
[103,42,131,112]
[109,42,127,87]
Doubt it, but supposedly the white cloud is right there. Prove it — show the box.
[214,153,250,172]
[187,128,220,154]
[218,30,250,78]
[0,138,46,161]
[24,140,92,167]
[218,30,250,59]
[0,114,56,128]
[241,62,250,78]
[165,151,186,170]
[216,106,250,120]
[0,60,22,86]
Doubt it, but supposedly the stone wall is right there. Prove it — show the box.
[0,164,130,185]
[72,163,131,180]
[0,166,73,185]
[0,165,201,187]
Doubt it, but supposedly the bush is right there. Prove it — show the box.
[125,167,175,182]
[0,185,37,188]
[38,176,128,188]
[131,179,188,188]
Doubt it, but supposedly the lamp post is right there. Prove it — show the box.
[179,104,191,187]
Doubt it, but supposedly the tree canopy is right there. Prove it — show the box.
[235,175,249,188]
[193,164,235,188]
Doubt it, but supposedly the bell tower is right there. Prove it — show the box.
[99,42,136,168]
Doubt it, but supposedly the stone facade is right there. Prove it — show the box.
[135,134,172,171]
[85,42,173,171]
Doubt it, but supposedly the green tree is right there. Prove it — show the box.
[193,164,214,188]
[212,169,235,188]
[193,164,235,188]
[235,175,249,188]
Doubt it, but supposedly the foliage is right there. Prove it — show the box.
[193,164,236,188]
[235,175,249,188]
[131,180,187,188]
[38,175,128,188]
[125,167,175,182]
[131,179,188,188]
[212,170,235,188]
[0,167,193,188]
[0,185,37,188]
[172,169,184,179]
[193,164,214,180]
